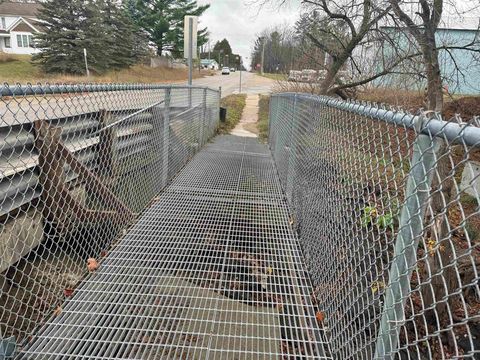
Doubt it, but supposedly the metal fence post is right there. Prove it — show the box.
[200,88,207,147]
[161,87,171,188]
[374,122,442,359]
[285,94,298,204]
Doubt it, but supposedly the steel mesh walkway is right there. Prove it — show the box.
[19,135,329,359]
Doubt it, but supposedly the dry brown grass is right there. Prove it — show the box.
[358,87,425,112]
[0,52,23,63]
[47,65,212,84]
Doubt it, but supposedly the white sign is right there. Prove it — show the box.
[184,16,198,59]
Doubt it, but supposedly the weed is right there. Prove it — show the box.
[218,94,247,134]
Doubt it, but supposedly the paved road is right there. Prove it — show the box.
[193,71,276,97]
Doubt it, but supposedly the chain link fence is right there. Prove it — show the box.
[269,93,480,359]
[0,84,220,354]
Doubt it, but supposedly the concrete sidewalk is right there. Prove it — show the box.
[231,94,259,137]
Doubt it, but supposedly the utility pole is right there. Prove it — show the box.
[237,56,242,93]
[260,38,265,75]
[219,49,223,66]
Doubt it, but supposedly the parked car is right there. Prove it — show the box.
[288,70,302,82]
[222,67,230,75]
[230,67,236,72]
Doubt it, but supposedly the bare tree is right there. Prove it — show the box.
[388,0,480,323]
[295,0,392,96]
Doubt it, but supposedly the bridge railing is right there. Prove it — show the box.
[269,93,480,360]
[0,84,220,353]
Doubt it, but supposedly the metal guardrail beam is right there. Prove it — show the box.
[0,84,219,97]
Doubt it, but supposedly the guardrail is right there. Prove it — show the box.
[269,93,480,360]
[0,84,220,351]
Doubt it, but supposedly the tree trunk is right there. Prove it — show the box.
[420,33,457,323]
[422,36,443,112]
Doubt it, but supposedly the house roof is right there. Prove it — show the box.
[0,1,41,17]
[440,17,479,31]
[9,17,39,32]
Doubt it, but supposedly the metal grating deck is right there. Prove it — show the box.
[19,135,329,359]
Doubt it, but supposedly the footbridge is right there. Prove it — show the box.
[0,84,478,359]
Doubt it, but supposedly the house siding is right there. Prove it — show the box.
[363,27,480,95]
[0,3,41,56]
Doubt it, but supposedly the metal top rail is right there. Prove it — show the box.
[0,83,220,97]
[274,92,480,147]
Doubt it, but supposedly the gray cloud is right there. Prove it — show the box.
[197,0,301,64]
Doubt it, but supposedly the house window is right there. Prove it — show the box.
[1,17,5,29]
[4,37,10,48]
[16,34,32,47]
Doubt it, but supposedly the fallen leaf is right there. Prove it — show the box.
[64,288,74,297]
[53,306,62,316]
[371,280,385,294]
[316,311,325,323]
[266,266,273,275]
[87,258,99,272]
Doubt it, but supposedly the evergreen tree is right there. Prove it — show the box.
[102,0,148,69]
[206,39,241,68]
[33,0,145,75]
[131,0,210,56]
[32,0,88,74]
[213,39,232,55]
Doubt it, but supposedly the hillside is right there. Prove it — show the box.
[0,53,211,84]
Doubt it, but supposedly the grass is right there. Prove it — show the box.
[0,54,42,81]
[257,95,270,141]
[218,94,247,134]
[0,53,212,84]
[259,72,287,81]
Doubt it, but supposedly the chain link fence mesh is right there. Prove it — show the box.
[0,84,220,353]
[269,93,479,360]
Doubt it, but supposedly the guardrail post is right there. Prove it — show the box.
[161,88,171,188]
[285,94,297,204]
[374,121,442,359]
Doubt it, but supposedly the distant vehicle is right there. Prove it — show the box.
[222,67,230,75]
[288,70,302,82]
[230,67,236,72]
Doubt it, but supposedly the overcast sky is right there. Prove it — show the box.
[197,0,301,66]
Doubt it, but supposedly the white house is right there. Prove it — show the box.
[0,1,42,55]
[200,59,219,70]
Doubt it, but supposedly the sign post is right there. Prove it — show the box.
[83,48,90,78]
[184,16,198,86]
